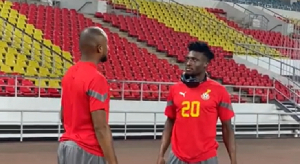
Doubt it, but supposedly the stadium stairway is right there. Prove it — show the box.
[84,14,183,70]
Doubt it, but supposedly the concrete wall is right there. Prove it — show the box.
[59,0,98,14]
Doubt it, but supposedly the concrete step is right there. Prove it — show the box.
[84,14,185,70]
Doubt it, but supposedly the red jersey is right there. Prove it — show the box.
[59,61,110,156]
[165,78,234,163]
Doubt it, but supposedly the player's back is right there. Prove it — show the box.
[60,62,107,155]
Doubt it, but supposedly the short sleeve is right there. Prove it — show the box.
[87,75,110,112]
[164,85,176,119]
[218,86,234,122]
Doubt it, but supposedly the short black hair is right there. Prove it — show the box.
[188,41,214,61]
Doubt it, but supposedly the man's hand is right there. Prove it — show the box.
[156,156,166,164]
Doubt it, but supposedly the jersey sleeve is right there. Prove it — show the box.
[87,75,110,112]
[218,86,234,122]
[164,85,176,119]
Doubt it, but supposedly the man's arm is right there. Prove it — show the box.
[91,110,117,164]
[60,106,64,124]
[158,117,175,157]
[158,86,176,159]
[88,76,118,164]
[221,120,236,164]
[218,87,236,164]
[60,88,64,125]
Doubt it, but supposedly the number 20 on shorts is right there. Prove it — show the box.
[181,101,200,117]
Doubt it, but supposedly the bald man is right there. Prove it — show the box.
[57,27,118,164]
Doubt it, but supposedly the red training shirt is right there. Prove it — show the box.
[165,78,234,163]
[60,61,110,156]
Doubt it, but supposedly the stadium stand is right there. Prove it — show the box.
[95,0,298,103]
[212,14,300,58]
[109,0,292,58]
[0,0,297,103]
[0,0,184,99]
[0,1,72,96]
[226,0,300,11]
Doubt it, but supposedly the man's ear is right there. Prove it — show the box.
[97,45,102,53]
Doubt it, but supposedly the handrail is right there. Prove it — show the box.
[1,110,299,141]
[0,13,73,66]
[260,5,287,20]
[234,43,300,97]
[131,0,140,17]
[0,109,298,115]
[0,20,62,75]
[0,74,280,103]
[235,43,300,72]
[168,0,280,55]
[232,2,269,22]
[274,87,300,110]
[77,1,92,12]
[269,24,282,31]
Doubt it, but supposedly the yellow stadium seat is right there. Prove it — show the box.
[49,80,60,88]
[26,67,38,76]
[13,66,25,74]
[1,64,12,72]
[0,3,73,90]
[115,0,283,57]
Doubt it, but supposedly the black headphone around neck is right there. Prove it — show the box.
[180,72,207,88]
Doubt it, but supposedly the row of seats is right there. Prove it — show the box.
[95,11,291,103]
[214,15,300,59]
[105,0,300,102]
[0,75,282,103]
[0,0,295,103]
[108,0,285,59]
[0,1,72,78]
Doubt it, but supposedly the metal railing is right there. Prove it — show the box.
[231,2,269,30]
[0,8,73,73]
[0,19,63,75]
[234,43,300,92]
[166,0,281,55]
[235,43,300,76]
[0,75,282,103]
[0,110,299,141]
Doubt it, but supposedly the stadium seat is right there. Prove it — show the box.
[0,1,72,91]
[213,14,300,59]
[100,0,299,102]
[110,0,286,58]
[0,0,294,102]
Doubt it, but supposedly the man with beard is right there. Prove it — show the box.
[157,41,236,164]
[58,27,118,164]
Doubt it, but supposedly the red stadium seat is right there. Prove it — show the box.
[0,2,291,103]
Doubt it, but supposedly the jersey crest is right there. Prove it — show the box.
[201,89,211,100]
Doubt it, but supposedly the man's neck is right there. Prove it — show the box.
[195,72,207,82]
[80,55,98,65]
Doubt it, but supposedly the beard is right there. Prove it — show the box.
[99,55,107,63]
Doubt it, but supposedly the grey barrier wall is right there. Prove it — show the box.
[0,110,299,142]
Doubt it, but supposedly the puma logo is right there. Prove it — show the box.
[179,92,186,97]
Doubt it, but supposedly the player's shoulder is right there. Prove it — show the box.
[168,82,186,94]
[170,81,185,89]
[206,78,227,90]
